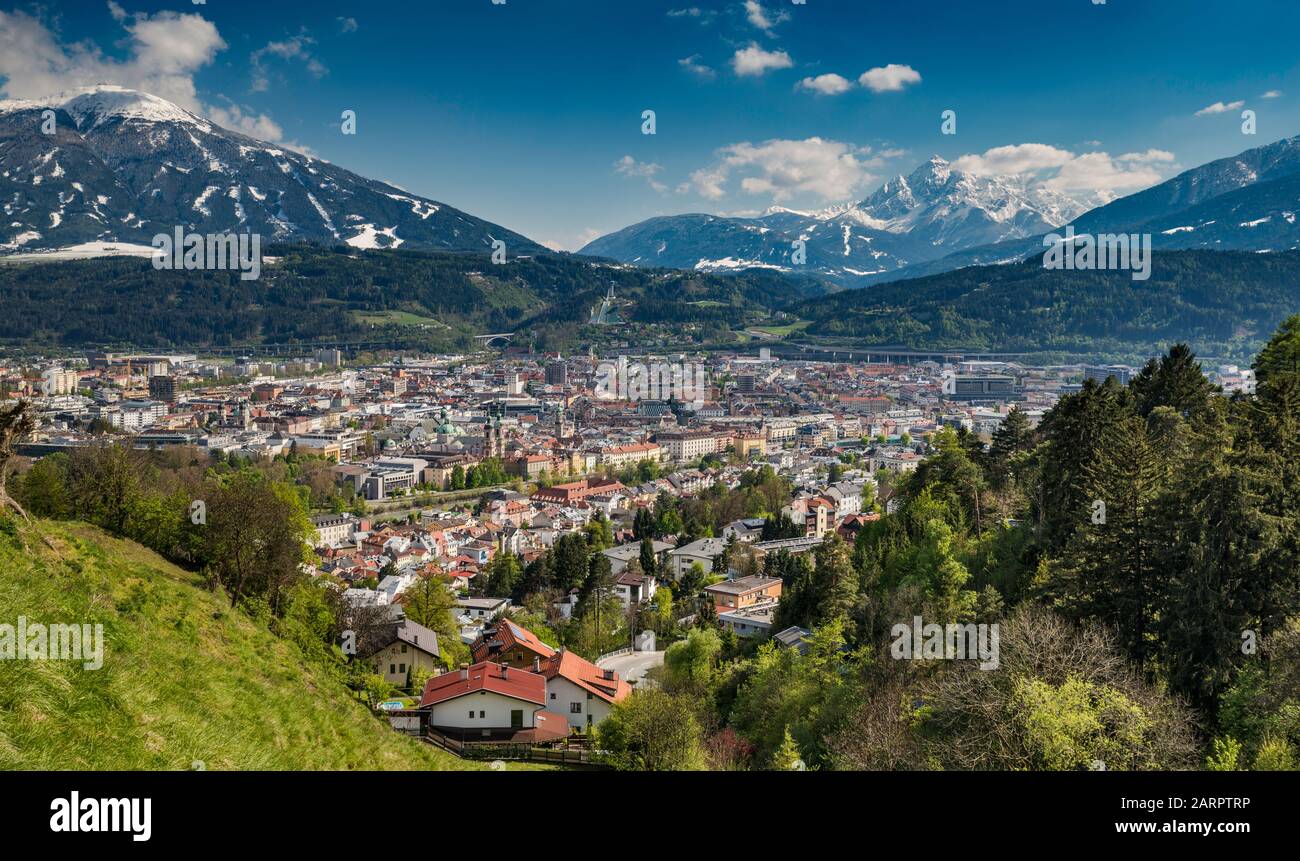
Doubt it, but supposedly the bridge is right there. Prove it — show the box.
[473,333,515,348]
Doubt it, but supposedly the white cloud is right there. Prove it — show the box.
[682,137,883,203]
[952,142,1171,195]
[744,1,788,34]
[798,73,853,96]
[732,43,793,77]
[679,54,716,79]
[250,35,327,93]
[668,7,715,20]
[542,227,603,253]
[1047,152,1165,194]
[952,143,1075,175]
[680,165,730,200]
[1195,100,1245,116]
[858,64,921,93]
[0,6,225,111]
[207,103,284,141]
[205,101,315,156]
[338,17,359,34]
[1261,89,1283,99]
[1117,149,1175,164]
[614,155,667,193]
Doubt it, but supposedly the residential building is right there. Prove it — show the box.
[601,539,672,575]
[667,536,728,580]
[720,602,778,638]
[419,662,569,742]
[365,619,444,686]
[456,596,509,623]
[536,648,631,730]
[705,574,783,611]
[470,620,557,668]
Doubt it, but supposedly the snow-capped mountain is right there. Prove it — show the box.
[864,134,1300,285]
[579,156,1098,286]
[0,85,543,254]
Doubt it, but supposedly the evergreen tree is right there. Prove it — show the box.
[1252,313,1300,385]
[552,532,591,593]
[987,407,1034,488]
[1130,343,1217,420]
[809,533,859,627]
[484,551,522,598]
[1036,376,1134,552]
[770,726,804,770]
[1050,414,1170,672]
[639,535,658,578]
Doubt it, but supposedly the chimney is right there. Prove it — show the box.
[459,663,469,681]
[533,656,542,673]
[603,669,615,681]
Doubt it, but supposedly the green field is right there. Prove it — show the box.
[748,320,811,336]
[0,518,537,770]
[354,309,448,327]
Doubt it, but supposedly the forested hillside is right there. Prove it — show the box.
[792,250,1300,360]
[0,244,827,352]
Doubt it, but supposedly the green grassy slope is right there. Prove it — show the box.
[0,518,506,770]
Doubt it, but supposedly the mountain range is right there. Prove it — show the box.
[0,85,543,255]
[580,156,1101,286]
[584,136,1300,288]
[2,85,1299,305]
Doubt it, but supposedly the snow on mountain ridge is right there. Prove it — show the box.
[0,84,210,131]
[0,85,544,254]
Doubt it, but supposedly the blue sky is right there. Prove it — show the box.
[2,0,1298,249]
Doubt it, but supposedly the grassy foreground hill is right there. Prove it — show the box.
[0,517,496,770]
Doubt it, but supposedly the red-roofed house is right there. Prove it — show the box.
[535,648,632,730]
[419,661,569,742]
[470,620,557,668]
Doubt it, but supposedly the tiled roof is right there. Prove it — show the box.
[538,649,631,705]
[419,661,545,707]
[470,619,557,663]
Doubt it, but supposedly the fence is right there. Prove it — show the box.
[423,728,607,768]
[596,646,633,663]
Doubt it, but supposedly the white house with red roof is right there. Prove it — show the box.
[535,648,632,730]
[419,661,569,743]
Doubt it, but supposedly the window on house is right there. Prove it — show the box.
[468,710,475,719]
[399,663,406,674]
[570,702,582,714]
[401,644,408,653]
[479,710,485,718]
[550,693,556,699]
[389,664,395,674]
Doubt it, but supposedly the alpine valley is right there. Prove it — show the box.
[1,86,1299,360]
